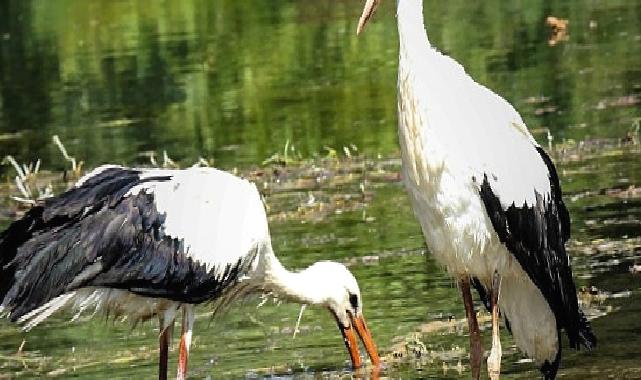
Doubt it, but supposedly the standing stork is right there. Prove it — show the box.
[356,1,595,379]
[0,165,380,379]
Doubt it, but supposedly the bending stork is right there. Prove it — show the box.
[0,166,380,379]
[357,1,595,379]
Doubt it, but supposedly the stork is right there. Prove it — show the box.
[356,1,595,379]
[0,165,380,379]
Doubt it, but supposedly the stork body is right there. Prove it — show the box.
[0,166,379,379]
[394,3,568,367]
[357,1,595,378]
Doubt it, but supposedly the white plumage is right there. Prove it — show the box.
[132,168,270,274]
[357,1,595,379]
[0,165,380,380]
[395,7,559,360]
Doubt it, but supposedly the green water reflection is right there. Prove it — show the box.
[0,0,640,378]
[1,0,639,170]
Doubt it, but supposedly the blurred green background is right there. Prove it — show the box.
[0,0,638,170]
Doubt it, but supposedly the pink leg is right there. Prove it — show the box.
[176,305,195,380]
[487,272,502,380]
[460,277,483,380]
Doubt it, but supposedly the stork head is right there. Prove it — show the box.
[299,261,380,368]
[356,0,381,35]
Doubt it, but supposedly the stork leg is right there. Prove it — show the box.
[460,277,482,380]
[176,305,195,380]
[487,271,502,380]
[158,316,174,380]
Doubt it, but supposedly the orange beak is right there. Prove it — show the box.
[336,313,381,368]
[356,0,381,35]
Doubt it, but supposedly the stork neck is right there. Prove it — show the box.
[397,0,431,51]
[261,251,325,305]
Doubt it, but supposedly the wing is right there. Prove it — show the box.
[417,47,554,208]
[478,147,595,350]
[0,166,262,321]
[410,40,596,350]
[415,49,594,348]
[1,166,147,305]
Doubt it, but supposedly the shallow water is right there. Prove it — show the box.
[1,1,641,379]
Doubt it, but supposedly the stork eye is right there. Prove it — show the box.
[349,293,359,309]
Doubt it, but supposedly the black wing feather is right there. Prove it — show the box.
[479,147,595,351]
[1,167,245,321]
[0,167,141,301]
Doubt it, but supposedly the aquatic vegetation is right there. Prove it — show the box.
[1,129,639,377]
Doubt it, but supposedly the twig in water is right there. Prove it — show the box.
[256,294,270,308]
[17,339,26,355]
[2,155,26,181]
[162,151,178,168]
[2,155,52,204]
[149,152,158,167]
[192,157,210,168]
[292,304,307,339]
[52,135,77,173]
[343,146,352,159]
[3,155,34,203]
[14,175,32,199]
[9,197,35,205]
[53,135,83,178]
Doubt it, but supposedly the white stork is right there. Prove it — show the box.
[357,1,595,379]
[0,165,380,379]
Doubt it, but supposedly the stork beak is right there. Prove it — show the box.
[337,313,381,368]
[351,314,381,367]
[356,0,381,35]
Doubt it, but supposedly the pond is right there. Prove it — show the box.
[1,0,640,378]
